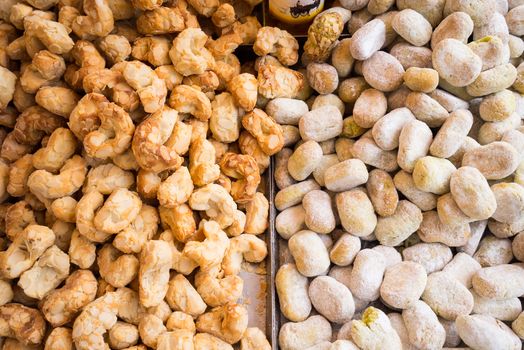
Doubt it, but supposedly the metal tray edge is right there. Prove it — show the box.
[267,156,280,349]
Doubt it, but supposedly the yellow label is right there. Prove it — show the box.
[269,0,324,24]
